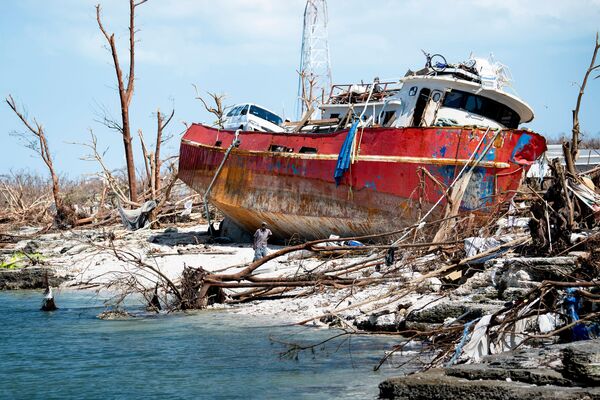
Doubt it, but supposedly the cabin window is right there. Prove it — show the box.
[214,140,222,147]
[443,91,463,108]
[412,88,431,127]
[269,144,293,152]
[441,89,520,128]
[330,113,340,119]
[409,86,418,96]
[240,105,249,115]
[299,147,318,154]
[250,106,283,125]
[382,111,396,125]
[226,105,241,117]
[432,92,442,102]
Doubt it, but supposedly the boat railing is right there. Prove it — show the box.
[326,81,400,105]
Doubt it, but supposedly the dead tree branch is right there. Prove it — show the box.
[565,32,600,176]
[193,85,227,128]
[96,0,149,203]
[154,108,174,192]
[5,95,66,224]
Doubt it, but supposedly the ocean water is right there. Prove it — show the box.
[0,290,409,399]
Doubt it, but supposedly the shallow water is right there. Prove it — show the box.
[0,290,409,399]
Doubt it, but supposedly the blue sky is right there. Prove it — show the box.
[1,0,599,176]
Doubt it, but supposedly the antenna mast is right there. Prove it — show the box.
[296,0,332,119]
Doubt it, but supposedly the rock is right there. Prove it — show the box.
[97,309,134,320]
[22,240,40,254]
[149,231,208,246]
[211,236,233,244]
[379,368,600,400]
[416,277,442,293]
[218,217,252,243]
[403,321,442,332]
[0,267,68,290]
[453,270,494,296]
[406,301,483,324]
[446,364,571,386]
[354,310,400,332]
[487,256,581,284]
[500,287,529,302]
[563,340,600,385]
[380,340,600,399]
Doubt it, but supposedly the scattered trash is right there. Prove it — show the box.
[180,199,193,217]
[118,200,157,230]
[345,240,364,247]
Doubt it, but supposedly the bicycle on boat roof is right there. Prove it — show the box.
[421,50,448,73]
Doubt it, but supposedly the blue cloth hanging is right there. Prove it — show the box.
[334,120,360,185]
[565,288,590,341]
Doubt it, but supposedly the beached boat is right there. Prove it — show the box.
[179,54,546,239]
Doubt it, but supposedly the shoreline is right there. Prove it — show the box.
[4,223,600,400]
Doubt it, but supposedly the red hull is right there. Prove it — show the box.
[179,124,546,239]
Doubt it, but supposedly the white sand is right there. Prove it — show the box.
[12,224,443,326]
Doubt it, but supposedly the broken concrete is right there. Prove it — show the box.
[380,340,600,399]
[379,368,600,400]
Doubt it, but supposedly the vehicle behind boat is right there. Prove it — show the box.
[222,103,285,133]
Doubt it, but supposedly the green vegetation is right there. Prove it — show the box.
[0,252,44,269]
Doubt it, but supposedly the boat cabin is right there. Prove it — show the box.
[316,55,534,132]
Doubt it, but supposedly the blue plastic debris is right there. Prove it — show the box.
[334,120,360,185]
[564,288,590,341]
[345,240,364,247]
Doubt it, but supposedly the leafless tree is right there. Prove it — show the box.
[193,85,227,128]
[154,108,175,192]
[96,0,149,203]
[5,95,62,213]
[298,69,317,116]
[564,32,600,176]
[137,108,175,198]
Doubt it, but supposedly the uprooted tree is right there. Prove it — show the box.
[95,0,149,204]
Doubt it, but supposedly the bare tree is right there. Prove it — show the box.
[298,69,317,115]
[564,32,600,176]
[137,108,174,201]
[193,85,227,128]
[155,108,174,192]
[5,95,62,212]
[96,0,149,203]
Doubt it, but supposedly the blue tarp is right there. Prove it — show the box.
[334,120,360,185]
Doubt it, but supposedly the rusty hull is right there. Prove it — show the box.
[179,125,546,240]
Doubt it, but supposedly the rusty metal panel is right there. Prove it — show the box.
[179,124,546,239]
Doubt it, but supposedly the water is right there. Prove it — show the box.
[0,291,408,399]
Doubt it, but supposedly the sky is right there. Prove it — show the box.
[1,0,599,177]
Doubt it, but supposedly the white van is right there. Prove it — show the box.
[223,103,284,133]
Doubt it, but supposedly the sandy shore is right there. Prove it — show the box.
[6,223,442,327]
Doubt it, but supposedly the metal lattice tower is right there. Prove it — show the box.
[296,0,332,119]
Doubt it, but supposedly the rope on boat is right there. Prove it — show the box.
[203,130,240,235]
[390,127,499,246]
[353,80,377,164]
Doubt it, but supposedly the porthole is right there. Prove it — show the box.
[409,86,418,96]
[432,92,441,102]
